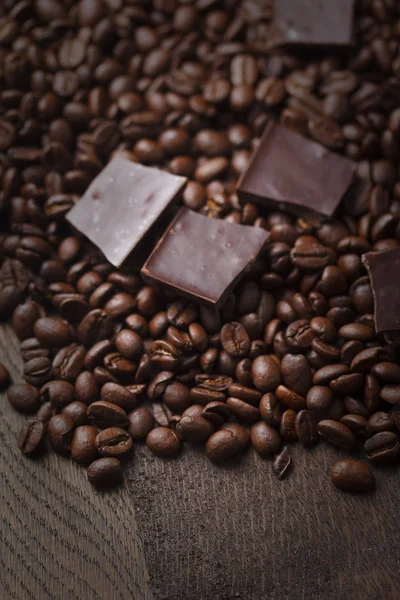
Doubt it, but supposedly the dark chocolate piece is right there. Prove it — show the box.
[237,122,355,219]
[269,0,355,47]
[362,248,400,334]
[141,208,269,309]
[66,157,187,267]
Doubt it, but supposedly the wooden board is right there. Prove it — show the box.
[1,322,400,600]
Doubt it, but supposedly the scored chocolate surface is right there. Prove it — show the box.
[67,157,187,267]
[270,0,355,47]
[362,248,400,334]
[141,208,269,309]
[237,122,355,219]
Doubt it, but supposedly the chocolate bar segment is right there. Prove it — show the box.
[141,208,269,309]
[237,122,355,219]
[67,157,187,267]
[269,0,355,47]
[362,248,400,334]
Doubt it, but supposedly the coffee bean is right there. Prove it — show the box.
[340,414,368,436]
[24,355,53,386]
[380,385,400,405]
[220,322,250,357]
[48,414,74,455]
[202,402,232,427]
[95,427,133,457]
[12,300,46,341]
[146,427,180,457]
[61,401,88,427]
[306,386,333,411]
[251,355,281,392]
[372,362,400,383]
[18,420,46,455]
[295,410,318,446]
[0,363,10,389]
[176,415,214,443]
[7,383,40,413]
[250,421,281,456]
[77,309,113,347]
[330,459,375,493]
[280,409,297,442]
[272,447,291,480]
[364,432,400,464]
[162,381,191,412]
[276,385,306,411]
[205,429,242,462]
[281,353,312,397]
[87,457,122,488]
[367,411,394,435]
[74,371,99,405]
[227,397,260,423]
[147,371,175,401]
[41,379,75,408]
[84,339,115,371]
[128,407,154,441]
[88,401,128,429]
[317,420,355,450]
[70,425,98,464]
[227,383,262,405]
[100,382,137,411]
[53,344,86,380]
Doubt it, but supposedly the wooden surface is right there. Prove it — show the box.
[1,322,400,600]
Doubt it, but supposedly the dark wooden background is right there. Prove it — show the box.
[1,322,399,600]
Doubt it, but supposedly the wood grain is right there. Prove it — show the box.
[0,324,153,600]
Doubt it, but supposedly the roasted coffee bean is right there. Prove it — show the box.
[53,344,86,380]
[251,355,281,392]
[7,383,41,413]
[380,385,400,405]
[87,457,122,488]
[221,322,250,357]
[367,412,394,435]
[329,372,364,395]
[313,364,349,385]
[176,415,214,443]
[260,393,281,426]
[350,347,388,373]
[24,356,53,386]
[272,447,291,480]
[276,385,306,411]
[364,432,400,464]
[220,423,250,449]
[330,459,375,493]
[103,352,136,377]
[227,397,260,423]
[100,382,137,411]
[162,381,191,412]
[61,402,88,427]
[0,363,10,389]
[147,371,175,401]
[149,340,181,370]
[281,353,312,396]
[77,309,113,347]
[48,414,74,456]
[37,401,55,424]
[12,300,46,341]
[88,401,128,429]
[317,420,355,450]
[146,427,180,457]
[33,316,72,349]
[306,386,333,412]
[95,427,133,457]
[251,421,281,457]
[190,387,226,406]
[227,383,262,406]
[115,329,143,359]
[295,410,318,446]
[340,414,368,436]
[195,374,232,392]
[41,379,75,408]
[202,402,232,427]
[70,425,98,464]
[128,407,154,441]
[205,429,242,462]
[18,420,46,455]
[83,339,115,371]
[280,409,297,442]
[75,371,99,405]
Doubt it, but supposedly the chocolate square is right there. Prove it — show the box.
[362,248,400,334]
[270,0,355,47]
[66,157,187,267]
[141,208,269,309]
[237,122,355,219]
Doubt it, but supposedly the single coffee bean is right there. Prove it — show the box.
[272,446,291,480]
[33,317,72,348]
[95,427,133,457]
[313,364,349,385]
[12,300,46,341]
[75,371,99,405]
[190,387,226,406]
[280,409,297,442]
[364,432,400,464]
[250,421,282,456]
[176,415,214,442]
[84,339,115,371]
[70,425,98,464]
[372,362,400,383]
[367,411,394,435]
[317,420,356,450]
[7,383,41,413]
[281,353,312,396]
[295,410,318,446]
[306,386,333,411]
[227,383,262,405]
[195,374,233,392]
[37,401,55,424]
[152,402,173,428]
[350,347,388,373]
[330,459,375,493]
[220,322,250,357]
[251,355,281,392]
[220,423,250,449]
[202,401,232,426]
[101,382,137,411]
[61,401,88,427]
[226,397,260,423]
[128,407,154,441]
[88,401,128,429]
[276,385,306,411]
[260,393,281,426]
[146,427,181,457]
[162,381,192,412]
[53,344,86,380]
[87,457,122,488]
[77,309,113,347]
[205,429,242,462]
[0,363,10,389]
[115,329,143,358]
[48,414,74,455]
[18,420,46,455]
[24,356,53,386]
[380,384,400,405]
[41,379,75,408]
[147,371,175,400]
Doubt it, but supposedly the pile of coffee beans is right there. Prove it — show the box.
[1,0,400,492]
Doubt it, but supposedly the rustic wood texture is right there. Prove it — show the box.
[0,324,153,600]
[1,321,400,600]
